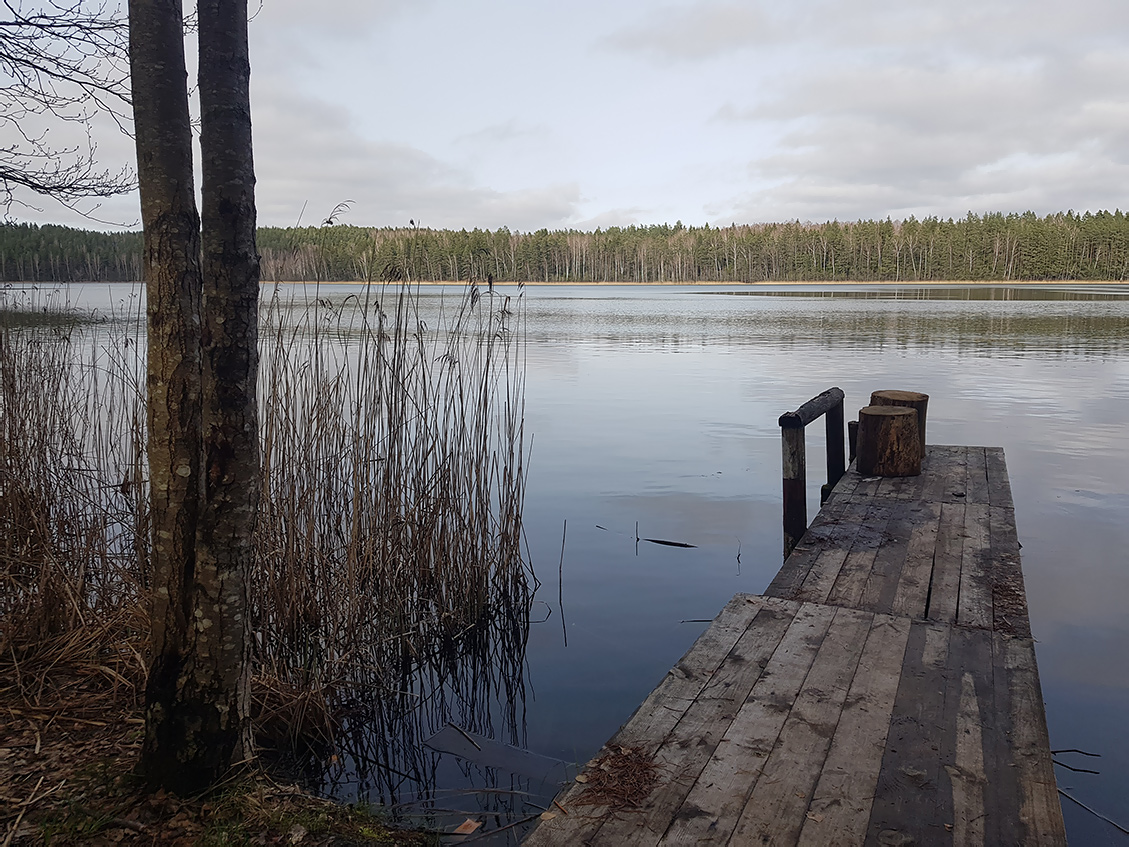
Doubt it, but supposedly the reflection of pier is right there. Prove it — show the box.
[524,445,1066,845]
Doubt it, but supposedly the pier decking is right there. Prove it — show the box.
[524,446,1066,846]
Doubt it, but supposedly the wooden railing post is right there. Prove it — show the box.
[781,422,807,560]
[825,397,845,498]
[779,387,845,560]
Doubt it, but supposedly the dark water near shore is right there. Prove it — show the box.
[49,281,1129,843]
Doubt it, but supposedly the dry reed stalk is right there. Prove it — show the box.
[0,290,148,701]
[254,280,533,784]
[1,281,533,796]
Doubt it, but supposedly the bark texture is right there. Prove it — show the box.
[129,0,206,791]
[131,0,260,792]
[196,0,260,769]
[869,389,929,455]
[857,405,922,477]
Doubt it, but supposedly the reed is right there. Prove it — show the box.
[0,281,533,787]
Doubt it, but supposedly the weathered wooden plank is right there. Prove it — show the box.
[829,462,862,498]
[966,446,991,504]
[949,671,987,845]
[924,445,969,505]
[768,513,868,600]
[859,504,917,615]
[926,502,966,624]
[729,606,874,846]
[957,502,993,630]
[796,614,912,847]
[589,597,801,844]
[944,628,993,847]
[866,621,953,846]
[794,500,872,603]
[922,445,960,502]
[794,545,850,604]
[654,603,838,845]
[1001,633,1067,845]
[989,506,1030,637]
[985,627,1024,847]
[824,502,892,608]
[890,501,941,620]
[985,447,1014,509]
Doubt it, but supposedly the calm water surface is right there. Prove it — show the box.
[514,283,1129,846]
[56,281,1129,843]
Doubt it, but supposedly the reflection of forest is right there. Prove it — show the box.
[521,297,1129,358]
[4,210,1129,283]
[722,286,1129,301]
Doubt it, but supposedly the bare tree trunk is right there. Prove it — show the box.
[131,0,260,793]
[129,0,206,790]
[196,0,260,767]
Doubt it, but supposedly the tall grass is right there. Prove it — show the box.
[0,289,148,707]
[0,281,534,793]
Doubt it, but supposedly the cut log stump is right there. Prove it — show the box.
[857,405,921,477]
[869,390,929,454]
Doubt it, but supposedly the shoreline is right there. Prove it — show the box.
[10,278,1127,288]
[266,278,1129,287]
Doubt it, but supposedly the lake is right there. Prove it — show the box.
[514,283,1129,845]
[50,281,1129,843]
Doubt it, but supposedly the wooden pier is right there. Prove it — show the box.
[524,446,1066,846]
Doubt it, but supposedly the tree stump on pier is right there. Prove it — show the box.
[857,406,921,477]
[869,390,929,454]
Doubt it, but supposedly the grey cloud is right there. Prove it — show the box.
[569,208,650,230]
[252,85,581,230]
[455,120,550,151]
[715,11,1129,222]
[259,0,429,36]
[602,2,771,61]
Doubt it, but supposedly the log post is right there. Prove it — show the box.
[869,390,928,455]
[825,396,845,495]
[848,419,859,463]
[857,406,921,477]
[781,424,806,559]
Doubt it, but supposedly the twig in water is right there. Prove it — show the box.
[1053,759,1100,775]
[558,519,568,648]
[1057,788,1129,836]
[450,724,482,752]
[642,538,696,548]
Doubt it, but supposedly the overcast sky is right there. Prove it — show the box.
[12,0,1129,231]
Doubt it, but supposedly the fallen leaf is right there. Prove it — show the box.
[539,812,557,821]
[453,819,482,835]
[575,774,589,783]
[805,812,825,823]
[288,823,307,844]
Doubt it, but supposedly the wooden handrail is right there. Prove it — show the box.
[779,387,846,559]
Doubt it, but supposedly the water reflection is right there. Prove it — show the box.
[716,284,1129,301]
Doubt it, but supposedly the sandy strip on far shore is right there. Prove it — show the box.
[260,278,1128,287]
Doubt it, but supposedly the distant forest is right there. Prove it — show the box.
[3,210,1128,284]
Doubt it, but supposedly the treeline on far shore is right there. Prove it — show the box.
[3,210,1128,284]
